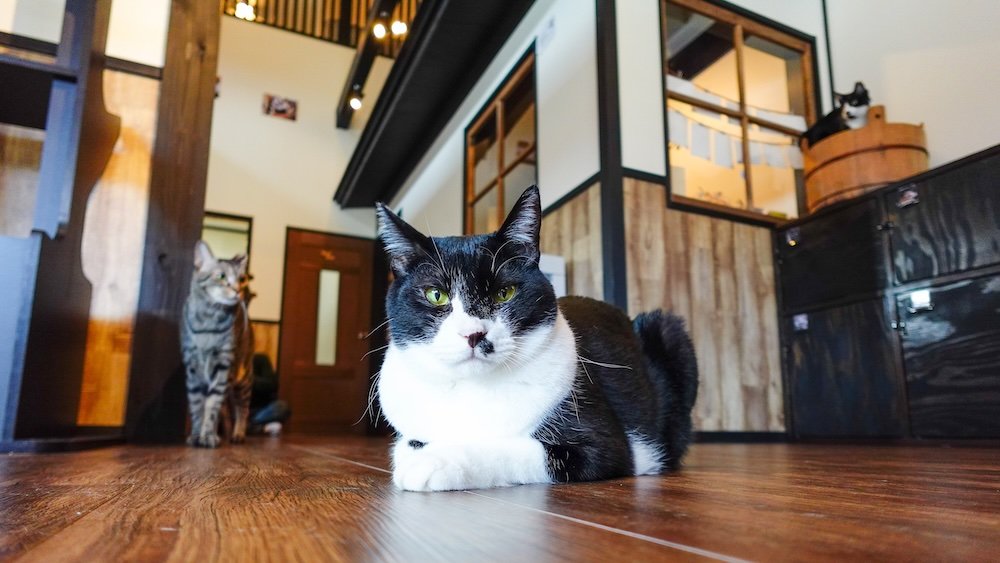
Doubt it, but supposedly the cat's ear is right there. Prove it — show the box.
[497,185,541,261]
[375,202,431,275]
[194,240,215,271]
[853,81,866,94]
[233,253,248,274]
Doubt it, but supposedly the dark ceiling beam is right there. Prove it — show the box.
[334,0,536,208]
[336,0,399,129]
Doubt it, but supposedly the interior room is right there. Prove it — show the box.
[1,0,997,559]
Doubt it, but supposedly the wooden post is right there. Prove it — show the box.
[125,0,221,442]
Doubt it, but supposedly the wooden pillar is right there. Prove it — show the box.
[125,0,221,442]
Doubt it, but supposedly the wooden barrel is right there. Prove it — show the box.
[803,105,927,213]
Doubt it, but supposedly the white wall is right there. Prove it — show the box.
[392,0,601,234]
[827,0,1000,167]
[204,17,392,320]
[0,0,170,67]
[617,0,831,176]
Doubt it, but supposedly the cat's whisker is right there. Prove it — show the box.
[361,344,391,361]
[490,239,517,273]
[496,255,531,275]
[577,358,595,385]
[577,355,633,370]
[424,220,450,277]
[355,369,384,426]
[364,317,393,340]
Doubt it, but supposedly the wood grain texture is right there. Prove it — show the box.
[540,182,603,300]
[126,0,221,442]
[3,437,998,561]
[899,275,1000,438]
[76,70,159,426]
[624,178,783,432]
[0,123,43,238]
[251,321,280,367]
[785,299,906,437]
[776,197,887,311]
[887,150,1000,284]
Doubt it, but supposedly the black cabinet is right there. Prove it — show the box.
[785,299,905,437]
[777,145,1000,440]
[897,275,1000,438]
[778,198,887,310]
[886,152,1000,284]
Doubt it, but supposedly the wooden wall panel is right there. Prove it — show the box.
[540,183,603,300]
[624,178,783,432]
[0,124,43,238]
[76,70,159,426]
[252,321,280,368]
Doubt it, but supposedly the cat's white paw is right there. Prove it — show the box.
[188,433,221,448]
[393,450,468,491]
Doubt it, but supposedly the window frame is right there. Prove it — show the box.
[463,47,538,235]
[659,0,821,225]
[202,210,254,268]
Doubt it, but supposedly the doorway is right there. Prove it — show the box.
[278,228,374,433]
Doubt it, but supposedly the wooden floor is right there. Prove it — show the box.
[2,437,998,561]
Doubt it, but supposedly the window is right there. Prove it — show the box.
[662,0,817,221]
[202,212,252,264]
[465,51,537,234]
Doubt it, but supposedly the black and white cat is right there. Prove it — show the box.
[374,187,698,491]
[801,81,871,148]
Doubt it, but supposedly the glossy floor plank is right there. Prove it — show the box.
[2,438,998,561]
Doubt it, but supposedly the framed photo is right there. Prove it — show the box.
[262,94,297,121]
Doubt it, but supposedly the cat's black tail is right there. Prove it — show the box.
[632,310,699,471]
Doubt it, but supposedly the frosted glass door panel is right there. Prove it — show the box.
[315,269,341,366]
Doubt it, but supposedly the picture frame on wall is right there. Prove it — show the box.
[262,94,297,121]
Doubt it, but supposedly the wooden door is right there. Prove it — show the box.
[279,229,374,433]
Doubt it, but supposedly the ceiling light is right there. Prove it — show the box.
[390,20,407,36]
[235,0,257,21]
[349,96,362,110]
[373,22,387,39]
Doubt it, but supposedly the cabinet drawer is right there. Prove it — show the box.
[887,152,1000,284]
[785,299,906,437]
[778,198,887,310]
[897,274,1000,438]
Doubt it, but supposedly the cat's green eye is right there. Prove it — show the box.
[217,272,226,281]
[424,287,450,306]
[494,285,516,303]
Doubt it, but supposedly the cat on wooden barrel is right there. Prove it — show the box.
[801,81,871,148]
[374,187,699,491]
[181,241,255,448]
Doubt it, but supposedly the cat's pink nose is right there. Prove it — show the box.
[466,331,486,348]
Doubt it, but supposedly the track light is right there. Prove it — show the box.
[390,20,407,36]
[373,22,387,39]
[348,85,363,111]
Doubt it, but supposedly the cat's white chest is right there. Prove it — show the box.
[378,315,577,441]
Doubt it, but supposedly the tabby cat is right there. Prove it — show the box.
[181,241,255,448]
[375,186,699,491]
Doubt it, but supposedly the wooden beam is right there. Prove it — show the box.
[125,0,221,442]
[335,0,399,128]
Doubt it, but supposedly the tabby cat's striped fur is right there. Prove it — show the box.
[182,241,255,448]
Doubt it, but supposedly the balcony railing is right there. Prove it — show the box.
[220,0,420,58]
